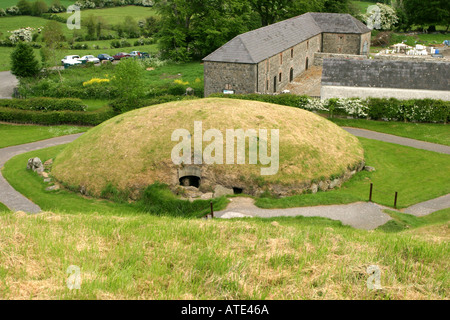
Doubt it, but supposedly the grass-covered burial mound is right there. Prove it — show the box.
[51,98,365,200]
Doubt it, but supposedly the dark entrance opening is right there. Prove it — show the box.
[179,176,200,188]
[289,68,294,82]
[273,76,277,92]
[305,57,309,70]
[233,187,243,194]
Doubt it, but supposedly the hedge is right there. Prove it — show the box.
[210,94,449,123]
[0,107,115,126]
[0,98,87,112]
[109,95,200,113]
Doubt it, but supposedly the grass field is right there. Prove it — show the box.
[0,202,10,212]
[0,123,88,148]
[0,15,72,37]
[255,137,450,209]
[0,0,76,9]
[330,118,450,146]
[56,5,157,23]
[351,0,374,13]
[0,207,448,299]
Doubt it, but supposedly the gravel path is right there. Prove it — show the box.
[216,197,393,230]
[0,133,83,213]
[0,71,18,99]
[343,127,450,155]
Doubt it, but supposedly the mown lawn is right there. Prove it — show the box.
[0,208,448,299]
[0,123,88,148]
[256,137,450,209]
[56,5,158,23]
[0,0,76,8]
[330,118,450,146]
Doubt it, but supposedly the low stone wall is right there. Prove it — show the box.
[313,52,366,66]
[373,54,449,62]
[321,86,450,101]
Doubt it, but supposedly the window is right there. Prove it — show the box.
[273,76,277,92]
[279,72,282,82]
[266,79,269,91]
[290,48,293,58]
[280,53,283,65]
[289,68,293,82]
[307,41,309,50]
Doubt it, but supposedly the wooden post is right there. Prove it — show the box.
[394,192,398,209]
[210,201,214,219]
[369,183,373,202]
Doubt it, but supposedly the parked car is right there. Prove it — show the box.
[113,52,131,60]
[130,51,150,59]
[61,55,82,66]
[97,54,114,62]
[79,55,100,64]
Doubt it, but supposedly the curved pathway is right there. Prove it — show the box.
[0,133,83,213]
[343,127,450,155]
[0,71,18,99]
[0,129,448,229]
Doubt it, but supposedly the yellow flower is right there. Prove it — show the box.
[83,78,110,86]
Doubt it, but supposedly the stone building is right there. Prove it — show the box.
[203,12,371,96]
[321,59,450,101]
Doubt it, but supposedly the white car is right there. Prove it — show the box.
[61,55,82,65]
[79,55,100,64]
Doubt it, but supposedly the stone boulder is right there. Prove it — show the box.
[27,157,44,174]
[364,166,376,172]
[214,185,234,198]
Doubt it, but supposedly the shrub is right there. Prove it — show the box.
[0,107,115,126]
[210,94,449,123]
[109,95,198,113]
[10,42,40,78]
[0,98,87,112]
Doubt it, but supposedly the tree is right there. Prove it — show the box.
[17,0,32,15]
[111,58,146,107]
[31,0,49,16]
[41,20,64,79]
[248,0,293,26]
[402,0,450,31]
[11,42,40,78]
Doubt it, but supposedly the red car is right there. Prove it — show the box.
[113,52,131,60]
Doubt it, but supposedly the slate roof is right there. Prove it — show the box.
[203,12,371,64]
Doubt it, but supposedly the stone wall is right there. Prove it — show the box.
[257,34,322,94]
[313,52,366,66]
[322,33,363,55]
[204,62,257,96]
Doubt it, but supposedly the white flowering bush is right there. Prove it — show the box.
[0,9,6,16]
[6,6,20,15]
[303,98,328,112]
[9,28,35,44]
[363,3,398,31]
[335,98,368,118]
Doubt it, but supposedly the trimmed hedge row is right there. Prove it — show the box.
[0,98,87,112]
[109,95,200,113]
[0,107,115,126]
[210,94,450,123]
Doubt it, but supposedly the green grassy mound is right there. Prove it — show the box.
[51,98,364,198]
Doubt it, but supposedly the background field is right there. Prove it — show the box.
[0,0,76,9]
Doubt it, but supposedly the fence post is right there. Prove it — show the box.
[394,192,398,209]
[210,201,214,219]
[369,183,373,202]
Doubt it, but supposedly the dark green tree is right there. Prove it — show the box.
[31,0,48,16]
[11,42,40,78]
[17,0,32,15]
